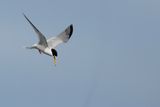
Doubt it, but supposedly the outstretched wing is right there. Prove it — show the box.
[47,24,73,48]
[23,14,48,47]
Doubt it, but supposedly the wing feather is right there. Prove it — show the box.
[47,24,73,48]
[23,14,48,47]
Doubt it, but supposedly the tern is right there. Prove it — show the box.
[23,14,73,65]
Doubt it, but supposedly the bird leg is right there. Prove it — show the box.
[38,50,41,54]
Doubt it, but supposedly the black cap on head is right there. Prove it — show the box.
[51,49,58,57]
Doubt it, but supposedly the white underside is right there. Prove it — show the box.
[40,47,53,56]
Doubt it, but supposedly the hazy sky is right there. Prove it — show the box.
[0,0,160,107]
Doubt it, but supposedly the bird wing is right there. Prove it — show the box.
[23,14,48,47]
[47,24,73,49]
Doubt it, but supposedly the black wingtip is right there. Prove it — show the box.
[69,24,73,38]
[22,13,27,19]
[23,13,31,23]
[22,13,25,16]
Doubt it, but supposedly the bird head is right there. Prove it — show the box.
[51,49,58,65]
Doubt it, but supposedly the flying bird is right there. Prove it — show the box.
[23,14,73,65]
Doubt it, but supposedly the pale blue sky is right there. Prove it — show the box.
[0,0,160,107]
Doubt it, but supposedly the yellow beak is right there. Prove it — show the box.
[53,55,56,65]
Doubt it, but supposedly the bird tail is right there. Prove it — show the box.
[25,46,35,49]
